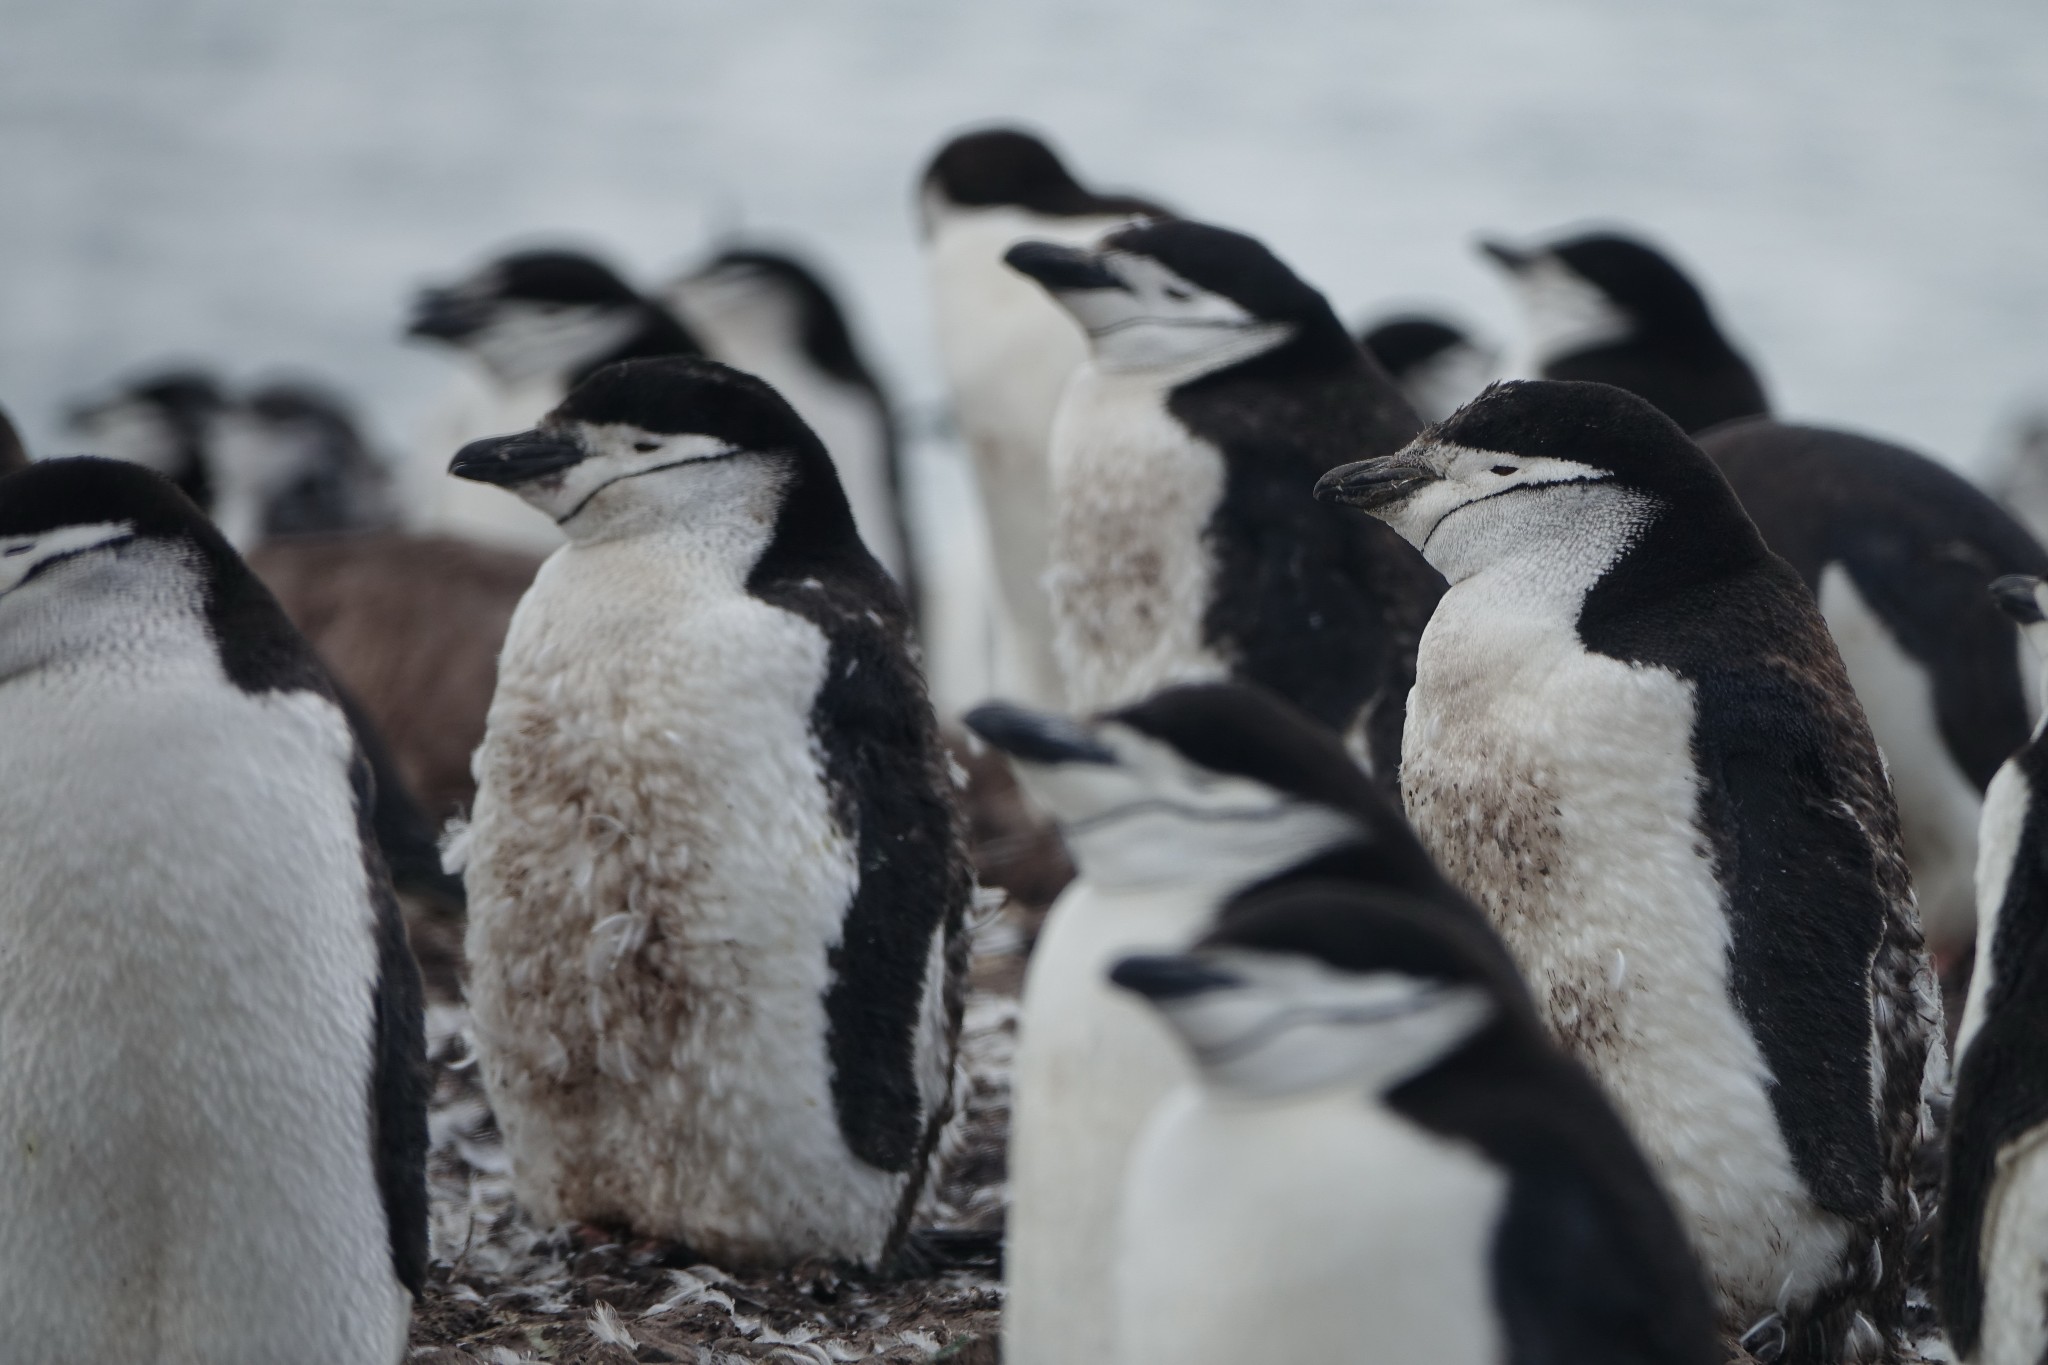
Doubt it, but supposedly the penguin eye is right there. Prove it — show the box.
[1490,465,1518,476]
[634,440,660,453]
[1164,286,1192,301]
[2,544,29,557]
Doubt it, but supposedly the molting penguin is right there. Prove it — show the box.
[1361,313,1500,424]
[407,247,702,553]
[0,458,428,1364]
[1004,219,1442,777]
[209,381,398,548]
[967,681,1506,1365]
[1479,230,1768,434]
[1317,380,1945,1362]
[1110,885,1721,1365]
[666,246,915,592]
[1484,229,2048,962]
[1938,574,2048,1365]
[920,127,1168,706]
[65,367,226,509]
[449,355,971,1268]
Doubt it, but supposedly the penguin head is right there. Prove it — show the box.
[1360,314,1499,424]
[1480,230,1726,366]
[917,126,1165,233]
[1003,219,1349,379]
[1314,379,1755,585]
[1111,888,1507,1099]
[0,457,254,680]
[449,355,852,550]
[668,248,873,388]
[64,368,226,509]
[408,249,659,386]
[964,682,1443,896]
[209,382,390,546]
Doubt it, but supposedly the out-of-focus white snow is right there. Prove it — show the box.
[2,0,2045,476]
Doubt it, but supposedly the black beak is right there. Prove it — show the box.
[407,287,488,342]
[1003,241,1124,293]
[1478,238,1533,272]
[449,430,585,486]
[1110,954,1243,1002]
[1992,575,2046,625]
[1314,450,1442,513]
[963,701,1116,766]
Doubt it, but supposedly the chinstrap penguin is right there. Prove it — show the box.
[920,126,1167,706]
[407,247,701,552]
[1317,380,1945,1362]
[967,681,1505,1365]
[449,355,970,1269]
[1937,574,2048,1365]
[0,457,428,1364]
[1479,230,1768,435]
[1486,229,2048,962]
[65,367,227,510]
[1111,885,1721,1365]
[1361,313,1500,424]
[208,380,398,547]
[1004,219,1442,777]
[666,246,915,593]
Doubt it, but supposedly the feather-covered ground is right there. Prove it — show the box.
[406,902,1025,1365]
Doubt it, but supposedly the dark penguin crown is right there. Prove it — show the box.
[1362,316,1469,378]
[1107,683,1454,900]
[699,248,878,389]
[492,249,645,307]
[0,457,326,693]
[1547,233,1721,339]
[1203,883,1533,1018]
[556,355,823,456]
[244,380,363,436]
[1104,220,1356,360]
[922,127,1167,218]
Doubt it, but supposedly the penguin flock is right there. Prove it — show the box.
[3,121,2047,1365]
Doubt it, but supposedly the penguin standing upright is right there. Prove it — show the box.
[1318,380,1945,1362]
[666,246,915,591]
[1483,229,2048,962]
[967,682,1505,1365]
[1111,886,1721,1365]
[919,127,1167,705]
[1938,573,2048,1365]
[0,458,427,1364]
[1361,314,1499,424]
[450,356,971,1268]
[1004,219,1442,776]
[407,247,702,552]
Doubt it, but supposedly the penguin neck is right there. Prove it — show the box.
[1064,801,1363,900]
[0,543,220,686]
[1425,481,1661,615]
[556,457,786,585]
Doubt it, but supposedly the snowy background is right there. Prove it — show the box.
[3,0,2046,472]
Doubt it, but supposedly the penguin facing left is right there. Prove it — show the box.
[1004,219,1443,777]
[1318,380,1945,1362]
[65,367,227,509]
[1938,573,2048,1365]
[1111,884,1722,1365]
[0,458,428,1364]
[450,355,971,1269]
[967,681,1515,1365]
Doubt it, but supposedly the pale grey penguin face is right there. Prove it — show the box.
[450,355,847,552]
[963,686,1382,894]
[409,249,647,387]
[1481,239,1633,368]
[1003,219,1312,379]
[1112,948,1492,1100]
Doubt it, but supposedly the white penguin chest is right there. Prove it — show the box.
[1046,366,1230,711]
[1402,581,1849,1314]
[1976,1124,2048,1365]
[1116,1087,1507,1365]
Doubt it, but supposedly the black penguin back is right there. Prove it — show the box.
[1701,417,2048,790]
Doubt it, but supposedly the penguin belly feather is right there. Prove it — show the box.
[1401,580,1855,1326]
[0,667,408,1365]
[462,536,921,1267]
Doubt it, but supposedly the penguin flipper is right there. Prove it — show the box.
[1693,670,1897,1222]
